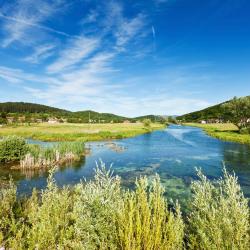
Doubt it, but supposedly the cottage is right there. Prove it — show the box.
[123,120,131,124]
[201,120,207,124]
[48,118,59,124]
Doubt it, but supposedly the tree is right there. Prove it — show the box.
[0,112,7,124]
[168,116,177,124]
[143,119,151,130]
[222,96,250,130]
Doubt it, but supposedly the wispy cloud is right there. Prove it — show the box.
[115,13,146,48]
[0,0,67,47]
[23,44,56,64]
[47,36,100,73]
[0,0,213,116]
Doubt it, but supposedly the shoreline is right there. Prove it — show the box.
[183,123,250,145]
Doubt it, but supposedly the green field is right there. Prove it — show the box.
[0,122,165,142]
[185,123,250,144]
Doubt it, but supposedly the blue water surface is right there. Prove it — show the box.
[1,125,250,203]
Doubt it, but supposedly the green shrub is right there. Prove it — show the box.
[240,127,250,134]
[117,175,184,250]
[25,170,74,249]
[72,162,122,249]
[0,136,28,163]
[188,167,249,250]
[143,119,152,130]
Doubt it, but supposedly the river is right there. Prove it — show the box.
[1,125,250,204]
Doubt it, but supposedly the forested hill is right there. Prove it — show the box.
[0,102,69,114]
[177,101,228,122]
[178,96,250,122]
[0,102,164,123]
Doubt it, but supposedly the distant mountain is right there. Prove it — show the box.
[0,102,164,123]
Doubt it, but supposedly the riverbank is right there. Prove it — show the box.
[0,122,165,142]
[184,123,250,144]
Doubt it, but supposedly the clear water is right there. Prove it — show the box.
[1,125,250,205]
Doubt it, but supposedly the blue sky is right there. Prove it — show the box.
[0,0,250,117]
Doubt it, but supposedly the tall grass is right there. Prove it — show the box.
[0,163,249,249]
[20,142,85,169]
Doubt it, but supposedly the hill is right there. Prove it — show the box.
[133,115,166,123]
[0,102,164,124]
[0,102,69,114]
[177,101,228,122]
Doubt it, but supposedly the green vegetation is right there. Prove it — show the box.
[222,96,250,130]
[180,96,250,143]
[179,96,250,130]
[185,123,250,144]
[178,102,224,122]
[143,118,152,130]
[0,136,85,169]
[20,141,85,169]
[188,167,249,249]
[0,102,166,124]
[0,136,28,163]
[0,123,165,142]
[0,163,249,249]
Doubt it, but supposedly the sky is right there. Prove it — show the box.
[0,0,250,117]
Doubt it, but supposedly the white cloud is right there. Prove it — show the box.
[0,0,212,117]
[23,44,55,64]
[47,36,100,73]
[0,66,60,86]
[0,0,66,47]
[115,13,146,48]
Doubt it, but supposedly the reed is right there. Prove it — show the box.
[20,142,85,169]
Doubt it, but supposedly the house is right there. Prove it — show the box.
[201,120,207,124]
[48,118,59,124]
[123,120,131,124]
[18,116,26,122]
[7,117,14,123]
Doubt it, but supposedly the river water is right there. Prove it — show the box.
[1,125,250,204]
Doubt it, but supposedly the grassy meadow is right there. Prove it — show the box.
[184,123,250,144]
[0,122,165,142]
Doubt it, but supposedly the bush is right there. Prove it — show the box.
[72,163,122,249]
[0,136,28,163]
[239,127,250,134]
[143,119,151,129]
[188,167,249,250]
[117,175,184,250]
